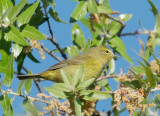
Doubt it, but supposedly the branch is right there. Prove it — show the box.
[120,30,149,36]
[106,104,117,116]
[96,74,119,82]
[0,89,50,104]
[42,1,67,60]
[41,44,62,62]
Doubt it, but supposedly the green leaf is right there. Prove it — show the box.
[109,36,133,64]
[108,58,115,74]
[81,90,111,100]
[145,66,156,88]
[108,21,121,36]
[74,98,83,116]
[44,83,72,99]
[0,93,13,116]
[24,71,32,94]
[99,0,110,9]
[0,0,13,19]
[132,66,145,75]
[97,5,113,14]
[118,14,132,22]
[27,52,40,63]
[70,1,87,22]
[67,45,79,57]
[17,80,25,94]
[60,69,72,86]
[49,8,67,23]
[3,53,14,86]
[23,99,40,115]
[17,50,26,74]
[8,0,28,22]
[140,98,149,104]
[72,23,86,49]
[129,68,144,85]
[76,78,95,90]
[12,43,23,58]
[82,38,91,53]
[21,24,47,40]
[87,0,98,13]
[148,0,160,34]
[17,1,39,26]
[4,25,28,46]
[71,64,85,87]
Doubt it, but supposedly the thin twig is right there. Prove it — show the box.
[0,89,50,104]
[96,74,119,82]
[42,0,67,60]
[120,30,149,36]
[41,44,62,62]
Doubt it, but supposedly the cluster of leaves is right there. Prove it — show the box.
[0,0,160,115]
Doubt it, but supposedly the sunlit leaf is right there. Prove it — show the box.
[67,45,79,57]
[21,24,46,40]
[87,0,98,13]
[74,98,83,116]
[70,1,87,22]
[17,1,39,26]
[0,93,13,116]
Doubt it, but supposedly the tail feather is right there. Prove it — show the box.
[17,74,41,80]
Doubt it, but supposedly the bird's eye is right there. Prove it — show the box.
[105,50,109,53]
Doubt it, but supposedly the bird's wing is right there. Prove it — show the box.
[48,55,86,71]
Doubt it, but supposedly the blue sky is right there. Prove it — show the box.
[1,0,160,115]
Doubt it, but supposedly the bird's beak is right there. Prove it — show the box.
[113,55,120,57]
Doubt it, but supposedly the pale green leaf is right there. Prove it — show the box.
[76,78,95,90]
[97,5,113,14]
[0,93,13,116]
[17,1,39,26]
[21,24,46,40]
[74,98,83,116]
[60,69,72,86]
[118,14,132,22]
[108,58,115,74]
[70,1,87,22]
[72,23,86,49]
[12,43,23,58]
[87,0,98,13]
[67,45,79,57]
[8,0,28,22]
[4,25,28,46]
[24,71,32,94]
[109,36,133,64]
[145,66,156,88]
[0,0,13,18]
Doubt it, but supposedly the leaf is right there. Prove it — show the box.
[12,43,23,58]
[76,78,95,90]
[148,0,160,34]
[118,14,132,22]
[27,52,40,63]
[23,99,40,115]
[0,93,13,116]
[3,53,14,86]
[49,8,67,23]
[97,5,113,14]
[44,83,72,99]
[99,0,110,9]
[21,24,46,40]
[8,0,28,22]
[60,69,72,86]
[87,0,98,13]
[132,66,145,75]
[129,68,144,85]
[74,98,83,116]
[17,51,26,74]
[70,1,87,22]
[72,23,86,49]
[24,71,32,94]
[108,58,115,74]
[17,80,25,94]
[81,90,111,100]
[4,25,28,46]
[67,45,79,57]
[17,1,39,26]
[145,66,156,88]
[108,20,121,36]
[0,0,13,18]
[71,64,85,87]
[140,98,149,104]
[109,36,133,64]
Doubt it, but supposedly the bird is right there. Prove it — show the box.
[17,46,117,82]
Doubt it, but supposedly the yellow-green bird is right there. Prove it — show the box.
[17,46,117,82]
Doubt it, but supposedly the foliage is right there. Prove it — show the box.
[0,0,160,116]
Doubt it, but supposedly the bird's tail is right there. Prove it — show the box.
[17,74,42,80]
